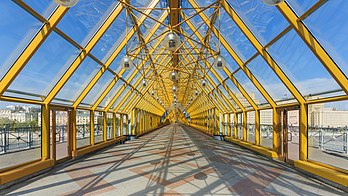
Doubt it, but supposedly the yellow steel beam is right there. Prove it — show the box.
[91,15,167,110]
[277,2,348,95]
[72,0,161,107]
[114,54,169,112]
[44,3,124,103]
[103,39,167,111]
[185,1,277,107]
[181,29,247,111]
[219,0,305,104]
[182,45,236,112]
[0,6,68,95]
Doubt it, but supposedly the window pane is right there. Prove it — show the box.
[80,70,115,107]
[76,110,90,149]
[260,109,273,149]
[286,0,318,16]
[5,32,80,100]
[268,29,343,98]
[106,113,114,140]
[94,111,104,144]
[304,0,348,79]
[0,1,41,80]
[0,101,41,170]
[233,70,268,106]
[246,55,295,102]
[227,0,289,45]
[57,0,118,46]
[54,57,101,105]
[308,100,348,171]
[23,0,57,18]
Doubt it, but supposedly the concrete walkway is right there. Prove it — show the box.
[0,124,345,195]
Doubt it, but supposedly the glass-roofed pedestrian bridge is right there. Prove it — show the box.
[0,0,348,194]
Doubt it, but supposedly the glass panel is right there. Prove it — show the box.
[23,0,57,18]
[80,70,115,107]
[304,0,348,79]
[5,32,80,100]
[54,57,101,105]
[76,109,90,149]
[0,1,42,80]
[52,110,69,160]
[268,29,343,98]
[0,101,41,170]
[224,79,251,108]
[219,8,256,61]
[106,113,113,140]
[287,0,318,16]
[57,0,118,46]
[246,55,295,102]
[218,86,240,110]
[232,71,268,106]
[116,113,121,137]
[308,100,348,171]
[91,9,127,62]
[98,80,124,110]
[94,111,104,144]
[260,109,273,149]
[247,111,255,144]
[227,0,289,45]
[237,113,243,140]
[230,113,235,138]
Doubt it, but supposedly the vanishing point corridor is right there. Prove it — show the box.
[1,124,344,196]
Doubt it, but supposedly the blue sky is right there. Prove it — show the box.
[0,0,348,110]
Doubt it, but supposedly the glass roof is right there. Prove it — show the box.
[0,0,347,116]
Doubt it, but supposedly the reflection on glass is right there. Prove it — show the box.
[286,0,318,16]
[106,113,114,140]
[23,0,57,19]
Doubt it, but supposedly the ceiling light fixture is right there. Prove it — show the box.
[163,31,180,52]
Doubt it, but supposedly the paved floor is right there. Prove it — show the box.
[0,124,346,195]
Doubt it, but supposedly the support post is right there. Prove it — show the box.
[243,111,247,141]
[273,108,281,156]
[90,111,95,145]
[299,104,308,161]
[255,110,260,146]
[41,104,50,160]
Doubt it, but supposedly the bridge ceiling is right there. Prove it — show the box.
[0,0,347,116]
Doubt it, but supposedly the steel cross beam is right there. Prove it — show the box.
[186,0,277,107]
[0,5,68,95]
[70,0,160,108]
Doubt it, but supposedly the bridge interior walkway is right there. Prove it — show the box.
[0,124,344,195]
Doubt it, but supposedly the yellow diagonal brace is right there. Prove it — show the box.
[182,46,236,112]
[181,17,258,110]
[277,2,348,94]
[185,2,277,107]
[91,14,167,110]
[125,62,168,113]
[72,0,161,107]
[0,6,68,95]
[107,50,168,112]
[218,0,305,103]
[44,3,124,103]
[182,31,247,111]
